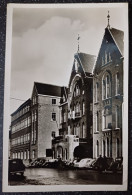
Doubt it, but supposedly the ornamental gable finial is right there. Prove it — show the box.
[107,11,110,29]
[77,34,80,52]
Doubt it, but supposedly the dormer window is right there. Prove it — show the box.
[102,52,112,66]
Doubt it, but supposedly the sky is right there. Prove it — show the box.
[10,4,127,114]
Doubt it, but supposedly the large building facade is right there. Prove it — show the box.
[30,82,62,159]
[10,99,31,165]
[10,17,124,163]
[52,52,96,160]
[10,83,63,163]
[93,25,124,159]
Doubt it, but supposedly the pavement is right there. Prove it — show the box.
[9,168,123,185]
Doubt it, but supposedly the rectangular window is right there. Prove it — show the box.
[52,113,56,121]
[28,133,30,141]
[52,131,56,138]
[52,99,56,105]
[21,135,23,144]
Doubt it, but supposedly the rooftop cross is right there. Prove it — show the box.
[107,11,110,29]
[77,34,80,52]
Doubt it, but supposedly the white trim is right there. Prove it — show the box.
[38,94,61,99]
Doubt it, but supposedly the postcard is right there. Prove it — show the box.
[3,3,128,192]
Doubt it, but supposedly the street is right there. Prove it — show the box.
[9,168,122,185]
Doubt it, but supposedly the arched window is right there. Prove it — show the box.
[76,102,79,113]
[96,140,99,158]
[76,85,80,96]
[96,111,99,132]
[24,150,27,160]
[107,137,110,157]
[102,73,111,100]
[95,82,99,102]
[82,123,86,138]
[102,140,106,157]
[21,151,23,159]
[65,149,68,160]
[103,107,112,130]
[115,72,120,95]
[75,124,80,136]
[12,153,15,159]
[82,101,85,115]
[32,150,35,159]
[63,111,66,122]
[73,125,76,135]
[116,106,119,128]
[116,138,120,158]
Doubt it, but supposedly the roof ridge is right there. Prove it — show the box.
[75,52,96,57]
[110,27,124,33]
[108,28,124,56]
[34,81,63,88]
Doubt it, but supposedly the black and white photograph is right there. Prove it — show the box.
[3,3,128,192]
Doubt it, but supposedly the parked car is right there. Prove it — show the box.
[8,159,25,176]
[74,158,95,169]
[29,158,46,168]
[92,156,114,172]
[43,159,58,168]
[108,157,123,173]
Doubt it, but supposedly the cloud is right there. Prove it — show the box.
[10,6,126,113]
[11,16,85,112]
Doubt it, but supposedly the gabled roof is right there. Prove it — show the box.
[34,82,62,97]
[109,28,124,55]
[75,52,96,74]
[93,27,124,74]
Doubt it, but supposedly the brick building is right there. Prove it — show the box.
[10,83,64,163]
[52,52,96,160]
[30,82,62,160]
[93,23,124,159]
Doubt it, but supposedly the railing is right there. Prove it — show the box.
[52,136,65,144]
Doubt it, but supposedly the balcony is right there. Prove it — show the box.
[52,136,66,145]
